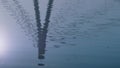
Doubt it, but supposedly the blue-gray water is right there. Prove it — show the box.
[0,0,120,68]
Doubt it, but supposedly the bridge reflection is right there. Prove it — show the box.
[33,0,54,66]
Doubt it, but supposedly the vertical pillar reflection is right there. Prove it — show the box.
[33,0,54,66]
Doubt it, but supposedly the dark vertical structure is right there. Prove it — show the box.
[33,0,44,66]
[33,0,41,36]
[39,0,53,57]
[33,0,54,66]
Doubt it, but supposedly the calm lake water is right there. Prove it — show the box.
[0,0,120,68]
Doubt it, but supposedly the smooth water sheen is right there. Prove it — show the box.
[0,0,120,68]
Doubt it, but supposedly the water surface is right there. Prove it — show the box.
[0,0,120,68]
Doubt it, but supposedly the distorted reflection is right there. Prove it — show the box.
[1,0,120,68]
[33,0,54,66]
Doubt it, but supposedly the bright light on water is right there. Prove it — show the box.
[0,26,9,56]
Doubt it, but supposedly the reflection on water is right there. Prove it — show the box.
[1,0,120,68]
[33,0,54,66]
[1,0,38,45]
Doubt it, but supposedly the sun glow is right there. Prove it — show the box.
[0,26,9,55]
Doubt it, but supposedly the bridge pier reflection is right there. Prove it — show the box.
[33,0,54,66]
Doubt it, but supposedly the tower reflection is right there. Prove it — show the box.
[33,0,54,66]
